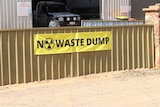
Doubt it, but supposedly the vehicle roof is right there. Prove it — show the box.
[37,1,65,5]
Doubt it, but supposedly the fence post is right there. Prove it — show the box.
[143,4,160,68]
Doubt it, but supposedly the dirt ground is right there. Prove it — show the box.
[0,69,160,107]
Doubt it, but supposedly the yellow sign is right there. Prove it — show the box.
[34,32,112,55]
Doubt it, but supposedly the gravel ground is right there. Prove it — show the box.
[0,68,160,107]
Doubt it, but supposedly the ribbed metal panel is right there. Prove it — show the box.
[0,25,154,86]
[0,0,32,29]
[0,0,2,29]
[81,20,145,27]
[101,0,131,20]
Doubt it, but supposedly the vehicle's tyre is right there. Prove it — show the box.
[48,20,60,27]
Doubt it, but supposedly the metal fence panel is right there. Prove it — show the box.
[81,20,145,27]
[0,25,154,86]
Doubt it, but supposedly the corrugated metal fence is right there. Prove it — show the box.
[0,25,154,86]
[0,0,2,29]
[81,20,145,27]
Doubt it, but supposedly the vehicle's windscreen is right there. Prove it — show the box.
[47,4,68,12]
